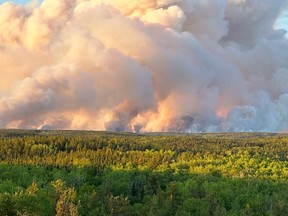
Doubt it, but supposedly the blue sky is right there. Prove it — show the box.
[0,0,32,4]
[0,0,43,4]
[275,11,288,33]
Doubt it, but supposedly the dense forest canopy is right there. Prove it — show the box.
[0,130,287,215]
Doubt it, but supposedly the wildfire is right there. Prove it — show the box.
[216,107,230,118]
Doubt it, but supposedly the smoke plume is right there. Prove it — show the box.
[0,0,288,132]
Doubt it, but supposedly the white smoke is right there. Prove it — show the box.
[0,0,287,132]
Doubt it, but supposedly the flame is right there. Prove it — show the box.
[142,101,174,132]
[216,107,230,118]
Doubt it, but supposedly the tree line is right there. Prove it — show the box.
[0,130,287,215]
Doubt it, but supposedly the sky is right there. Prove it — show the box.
[275,11,288,34]
[0,0,37,4]
[0,0,288,132]
[0,0,31,4]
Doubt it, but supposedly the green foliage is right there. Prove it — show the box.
[0,130,287,215]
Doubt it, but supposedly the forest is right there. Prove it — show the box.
[0,129,287,215]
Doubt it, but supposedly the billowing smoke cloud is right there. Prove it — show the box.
[0,0,288,132]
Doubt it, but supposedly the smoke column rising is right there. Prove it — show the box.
[0,0,288,132]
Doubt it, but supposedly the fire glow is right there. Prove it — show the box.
[0,0,288,132]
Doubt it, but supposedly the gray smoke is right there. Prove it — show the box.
[0,0,287,132]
